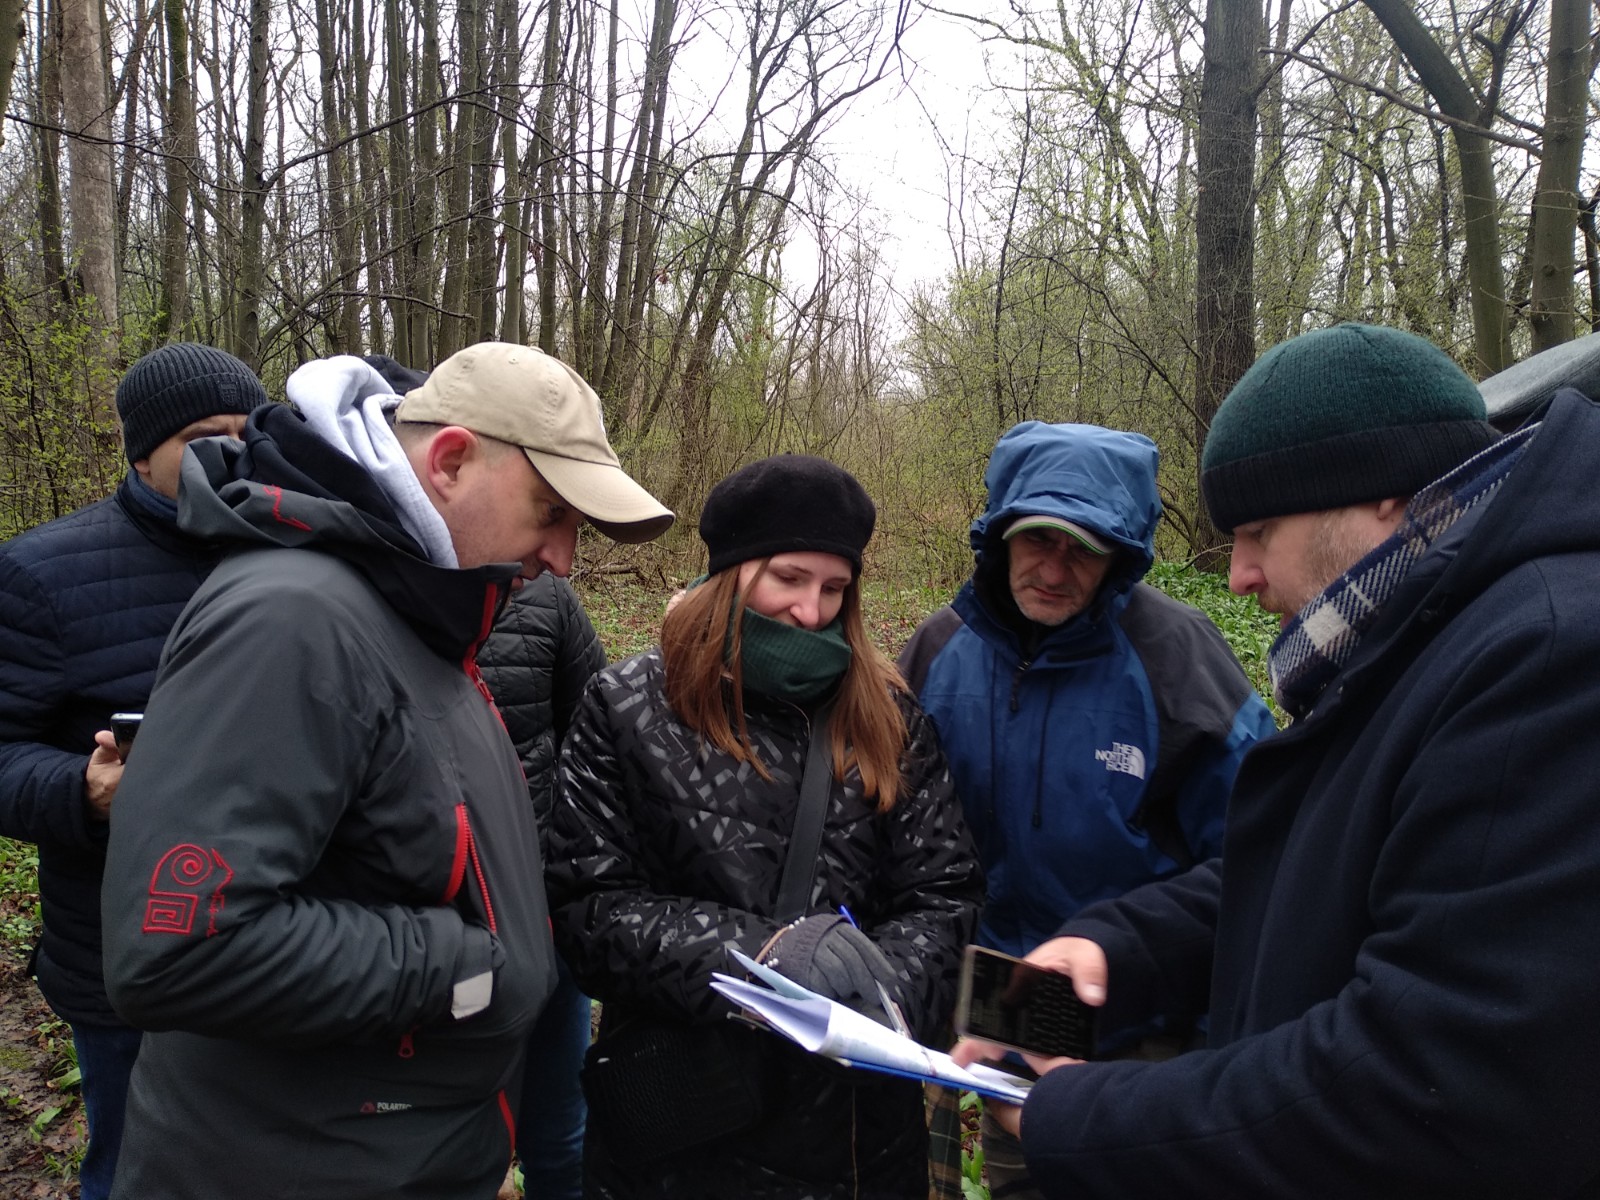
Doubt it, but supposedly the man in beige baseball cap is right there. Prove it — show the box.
[98,343,672,1200]
[398,342,674,545]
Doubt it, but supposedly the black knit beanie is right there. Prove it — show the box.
[700,455,876,576]
[116,343,271,463]
[362,353,429,394]
[1201,323,1499,531]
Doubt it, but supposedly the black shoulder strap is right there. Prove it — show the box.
[773,704,834,922]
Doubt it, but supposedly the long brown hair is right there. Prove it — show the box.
[661,560,908,810]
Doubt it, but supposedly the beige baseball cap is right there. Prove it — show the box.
[396,342,674,543]
[1003,515,1111,554]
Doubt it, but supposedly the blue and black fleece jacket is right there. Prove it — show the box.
[898,421,1276,961]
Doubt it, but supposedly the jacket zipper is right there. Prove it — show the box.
[1009,658,1031,712]
[464,581,508,730]
[401,582,509,1063]
[445,803,499,934]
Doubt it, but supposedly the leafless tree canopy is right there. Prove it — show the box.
[0,0,1595,572]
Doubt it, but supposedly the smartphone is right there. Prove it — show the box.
[955,944,1098,1060]
[110,712,143,760]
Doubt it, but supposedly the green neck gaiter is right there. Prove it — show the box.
[733,607,852,703]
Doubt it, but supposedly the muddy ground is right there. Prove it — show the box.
[0,956,82,1199]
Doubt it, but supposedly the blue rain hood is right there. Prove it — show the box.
[971,422,1162,607]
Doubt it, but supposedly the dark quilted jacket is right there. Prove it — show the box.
[0,479,216,1025]
[548,648,983,1199]
[476,574,605,848]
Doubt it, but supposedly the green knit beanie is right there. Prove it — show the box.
[1201,323,1499,531]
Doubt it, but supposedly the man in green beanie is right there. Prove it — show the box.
[954,323,1600,1197]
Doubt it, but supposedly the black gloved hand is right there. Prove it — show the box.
[761,914,898,1024]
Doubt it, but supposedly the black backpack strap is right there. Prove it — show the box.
[773,703,835,922]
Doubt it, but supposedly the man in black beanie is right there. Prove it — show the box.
[956,323,1600,1197]
[0,342,270,1200]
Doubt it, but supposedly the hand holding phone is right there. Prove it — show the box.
[955,944,1099,1061]
[110,712,143,760]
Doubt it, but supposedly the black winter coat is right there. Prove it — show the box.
[548,648,983,1199]
[1023,392,1600,1199]
[0,478,215,1026]
[476,574,605,847]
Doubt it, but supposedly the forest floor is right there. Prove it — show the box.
[0,956,82,1199]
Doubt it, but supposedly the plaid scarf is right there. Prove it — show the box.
[1270,423,1537,719]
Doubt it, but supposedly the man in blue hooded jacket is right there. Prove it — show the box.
[899,421,1275,1197]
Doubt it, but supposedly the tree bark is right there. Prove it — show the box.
[599,0,674,403]
[1526,0,1591,352]
[1361,0,1513,374]
[233,0,271,367]
[531,0,560,351]
[59,0,120,386]
[155,0,196,341]
[1192,0,1261,565]
[576,0,620,381]
[315,0,361,351]
[497,0,528,345]
[0,0,24,148]
[36,0,70,310]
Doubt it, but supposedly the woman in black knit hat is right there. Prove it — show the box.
[546,455,983,1200]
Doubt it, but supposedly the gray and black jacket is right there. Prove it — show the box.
[548,648,983,1199]
[100,405,556,1200]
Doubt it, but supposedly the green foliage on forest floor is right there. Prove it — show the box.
[0,838,40,961]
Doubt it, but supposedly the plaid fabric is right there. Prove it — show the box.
[1270,424,1537,719]
[926,1084,966,1200]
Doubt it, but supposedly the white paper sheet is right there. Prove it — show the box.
[711,954,1033,1103]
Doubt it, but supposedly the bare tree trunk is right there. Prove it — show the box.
[60,0,119,383]
[410,0,441,363]
[315,0,361,351]
[113,1,156,280]
[532,0,560,350]
[1582,190,1600,333]
[1361,0,1514,374]
[379,0,412,361]
[0,0,24,147]
[1192,0,1261,565]
[465,0,498,341]
[155,0,196,341]
[497,0,528,345]
[436,0,483,356]
[1527,0,1591,352]
[234,0,270,366]
[600,0,674,401]
[992,97,1033,429]
[36,0,71,310]
[576,0,620,381]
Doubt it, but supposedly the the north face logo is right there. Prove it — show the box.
[1095,742,1146,779]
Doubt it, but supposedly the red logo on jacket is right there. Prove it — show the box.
[144,845,233,936]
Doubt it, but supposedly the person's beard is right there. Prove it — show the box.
[1268,512,1380,624]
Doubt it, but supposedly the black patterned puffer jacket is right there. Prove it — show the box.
[549,647,983,1200]
[475,573,604,844]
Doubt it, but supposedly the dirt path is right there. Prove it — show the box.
[0,957,82,1199]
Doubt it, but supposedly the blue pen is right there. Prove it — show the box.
[838,905,859,928]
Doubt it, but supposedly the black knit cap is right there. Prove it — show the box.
[116,343,271,463]
[362,353,429,394]
[1201,323,1499,531]
[700,455,876,577]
